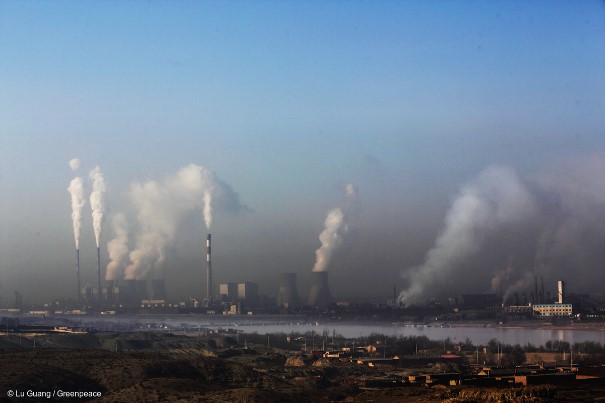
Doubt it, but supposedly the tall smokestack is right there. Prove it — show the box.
[534,276,538,303]
[76,248,81,304]
[97,246,101,305]
[308,271,331,307]
[557,280,565,304]
[540,276,544,303]
[206,234,213,302]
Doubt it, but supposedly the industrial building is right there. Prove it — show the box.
[277,272,300,308]
[532,303,573,317]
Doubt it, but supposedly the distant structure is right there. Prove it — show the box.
[206,234,213,302]
[151,279,166,300]
[532,279,572,317]
[219,282,238,302]
[277,273,300,308]
[308,271,331,307]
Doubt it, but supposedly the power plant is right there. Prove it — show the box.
[277,273,300,308]
[308,271,331,307]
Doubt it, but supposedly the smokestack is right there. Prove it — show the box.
[206,234,213,302]
[308,271,331,307]
[534,276,538,303]
[277,273,300,308]
[97,246,101,304]
[557,280,565,304]
[76,248,81,304]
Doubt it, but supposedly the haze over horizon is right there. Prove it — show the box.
[1,1,604,305]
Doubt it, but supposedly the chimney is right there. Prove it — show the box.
[97,246,101,305]
[277,273,300,308]
[308,271,331,307]
[557,280,565,304]
[206,234,213,302]
[76,248,81,304]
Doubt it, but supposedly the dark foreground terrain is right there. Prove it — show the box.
[1,332,605,402]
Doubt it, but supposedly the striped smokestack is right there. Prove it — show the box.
[206,234,213,302]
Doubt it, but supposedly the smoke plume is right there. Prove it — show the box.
[312,184,357,272]
[104,164,246,280]
[67,171,86,250]
[398,166,535,305]
[89,166,107,247]
[69,158,80,171]
[105,213,129,281]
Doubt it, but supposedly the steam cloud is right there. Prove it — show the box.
[399,154,605,305]
[89,166,107,247]
[69,158,80,172]
[312,184,357,272]
[105,164,245,280]
[67,159,86,250]
[398,166,535,305]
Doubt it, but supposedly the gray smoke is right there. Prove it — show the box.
[105,213,129,281]
[89,166,107,247]
[312,184,357,272]
[398,166,535,305]
[104,164,246,280]
[399,154,605,304]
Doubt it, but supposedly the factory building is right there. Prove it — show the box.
[218,281,259,306]
[532,303,573,317]
[219,283,238,301]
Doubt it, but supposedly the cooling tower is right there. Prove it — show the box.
[135,280,149,301]
[277,273,300,308]
[152,279,166,300]
[308,271,331,307]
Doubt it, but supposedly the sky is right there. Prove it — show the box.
[1,1,604,305]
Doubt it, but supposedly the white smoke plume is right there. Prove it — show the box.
[398,166,535,305]
[89,166,107,247]
[67,176,86,250]
[104,164,245,280]
[69,158,80,172]
[105,213,129,281]
[203,190,213,230]
[312,184,357,272]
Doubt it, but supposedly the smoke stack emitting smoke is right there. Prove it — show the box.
[105,164,245,281]
[68,159,85,302]
[308,184,357,306]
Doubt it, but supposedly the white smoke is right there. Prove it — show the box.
[203,190,213,230]
[398,166,535,305]
[104,164,245,280]
[69,158,80,172]
[312,184,357,272]
[89,166,107,247]
[105,213,129,281]
[67,176,86,250]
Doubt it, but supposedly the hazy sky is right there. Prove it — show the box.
[1,1,604,305]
